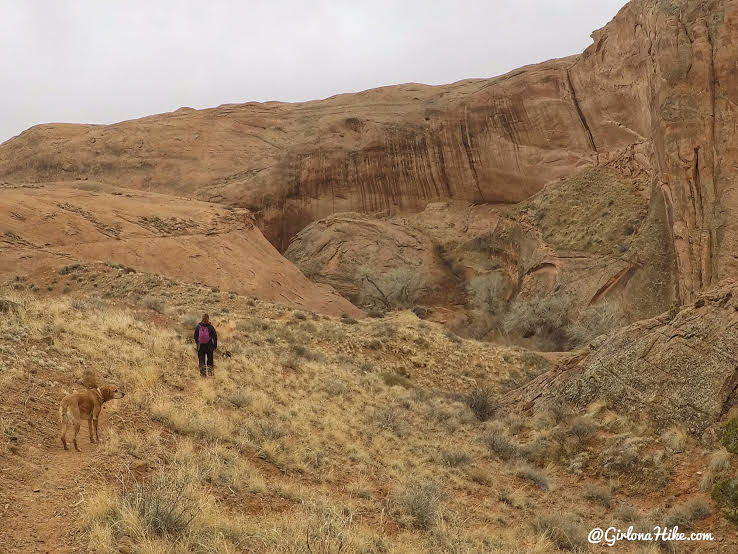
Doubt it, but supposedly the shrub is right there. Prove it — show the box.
[359,266,422,310]
[142,296,164,313]
[439,450,471,467]
[709,448,732,473]
[549,403,573,424]
[569,416,598,443]
[282,355,302,371]
[58,264,85,275]
[482,429,520,462]
[340,315,358,325]
[700,471,716,492]
[614,505,642,523]
[367,408,407,438]
[599,435,645,475]
[319,379,347,397]
[365,338,383,350]
[467,272,504,314]
[223,390,251,408]
[722,418,738,454]
[519,432,561,466]
[503,413,527,435]
[0,300,20,314]
[712,477,738,527]
[375,323,397,338]
[397,479,445,530]
[367,309,385,318]
[497,489,525,509]
[661,426,688,452]
[468,468,491,486]
[249,420,284,443]
[514,463,550,490]
[533,515,586,550]
[502,294,573,350]
[445,330,462,344]
[289,343,322,362]
[381,372,412,389]
[464,388,496,421]
[182,311,200,328]
[121,473,199,537]
[664,498,710,530]
[583,483,613,508]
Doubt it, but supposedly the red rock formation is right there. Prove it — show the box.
[570,0,738,302]
[0,184,362,317]
[0,0,735,302]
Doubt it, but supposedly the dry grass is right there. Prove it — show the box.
[0,267,727,552]
[664,498,711,530]
[583,483,614,508]
[532,515,587,551]
[513,463,551,490]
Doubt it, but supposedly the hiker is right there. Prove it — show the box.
[194,314,217,377]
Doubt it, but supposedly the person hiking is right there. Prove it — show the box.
[194,314,217,377]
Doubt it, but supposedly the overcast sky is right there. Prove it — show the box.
[0,0,628,144]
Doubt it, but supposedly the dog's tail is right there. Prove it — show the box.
[59,399,74,427]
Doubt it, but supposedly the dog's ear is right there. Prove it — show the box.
[101,385,113,401]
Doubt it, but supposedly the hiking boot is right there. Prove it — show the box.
[207,367,214,377]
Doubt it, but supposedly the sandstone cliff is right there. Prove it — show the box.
[286,168,674,336]
[0,0,735,305]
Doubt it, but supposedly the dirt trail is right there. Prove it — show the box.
[0,443,99,552]
[0,373,109,553]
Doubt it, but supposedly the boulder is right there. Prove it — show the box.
[506,279,738,435]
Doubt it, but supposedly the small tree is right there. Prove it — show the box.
[467,272,504,315]
[359,266,422,310]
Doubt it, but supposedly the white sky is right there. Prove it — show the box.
[0,0,628,143]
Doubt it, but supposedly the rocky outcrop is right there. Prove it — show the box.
[0,0,735,303]
[0,184,361,317]
[506,279,738,435]
[287,186,673,323]
[284,212,453,306]
[570,0,738,303]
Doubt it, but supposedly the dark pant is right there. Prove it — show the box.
[197,348,214,376]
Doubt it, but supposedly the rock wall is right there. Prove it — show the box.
[570,0,737,302]
[505,279,738,435]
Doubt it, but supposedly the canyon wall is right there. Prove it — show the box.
[0,0,735,302]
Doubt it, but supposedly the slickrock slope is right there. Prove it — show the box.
[506,279,738,435]
[0,0,735,304]
[0,183,361,317]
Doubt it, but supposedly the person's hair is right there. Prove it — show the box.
[201,313,209,324]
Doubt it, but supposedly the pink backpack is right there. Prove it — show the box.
[198,325,211,344]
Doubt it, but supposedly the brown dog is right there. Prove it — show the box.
[59,385,125,451]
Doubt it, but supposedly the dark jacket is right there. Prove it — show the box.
[194,323,217,351]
